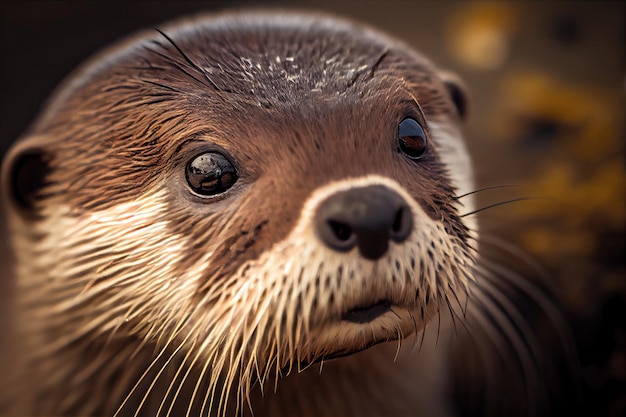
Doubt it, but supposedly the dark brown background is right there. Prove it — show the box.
[1,1,624,416]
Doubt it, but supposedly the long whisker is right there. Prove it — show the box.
[461,196,544,218]
[154,28,221,91]
[195,338,221,417]
[157,339,198,417]
[461,230,582,415]
[132,337,190,417]
[454,184,520,200]
[479,236,581,387]
[113,321,191,417]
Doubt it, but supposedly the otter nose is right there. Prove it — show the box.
[314,185,413,260]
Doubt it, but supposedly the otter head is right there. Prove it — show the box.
[1,11,475,415]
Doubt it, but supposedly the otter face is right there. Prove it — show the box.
[2,11,475,415]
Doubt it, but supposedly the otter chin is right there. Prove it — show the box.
[0,9,568,417]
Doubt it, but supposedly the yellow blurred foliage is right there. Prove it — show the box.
[446,2,518,70]
[488,71,624,285]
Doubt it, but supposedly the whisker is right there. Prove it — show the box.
[479,234,555,290]
[154,28,221,91]
[393,329,402,362]
[478,244,581,391]
[196,343,220,417]
[389,306,402,320]
[474,281,541,403]
[477,269,542,373]
[445,291,473,337]
[461,196,545,218]
[407,310,420,353]
[480,235,579,355]
[416,321,428,353]
[132,339,190,417]
[158,340,197,417]
[454,184,520,200]
[114,323,191,417]
[461,305,517,415]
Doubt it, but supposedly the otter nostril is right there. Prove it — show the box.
[328,220,353,242]
[390,205,412,243]
[392,208,404,233]
[316,213,358,252]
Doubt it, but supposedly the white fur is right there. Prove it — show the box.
[428,118,477,233]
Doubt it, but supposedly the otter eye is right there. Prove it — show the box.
[186,152,238,196]
[398,118,428,159]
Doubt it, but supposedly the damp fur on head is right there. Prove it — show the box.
[0,9,576,417]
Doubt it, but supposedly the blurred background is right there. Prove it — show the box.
[0,1,624,416]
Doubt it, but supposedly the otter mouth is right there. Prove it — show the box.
[342,300,391,323]
[296,334,393,371]
[291,300,400,370]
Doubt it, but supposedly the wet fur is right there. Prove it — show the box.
[1,10,574,417]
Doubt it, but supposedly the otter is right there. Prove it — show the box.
[0,10,572,417]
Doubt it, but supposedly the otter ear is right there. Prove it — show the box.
[440,71,469,121]
[2,136,52,214]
